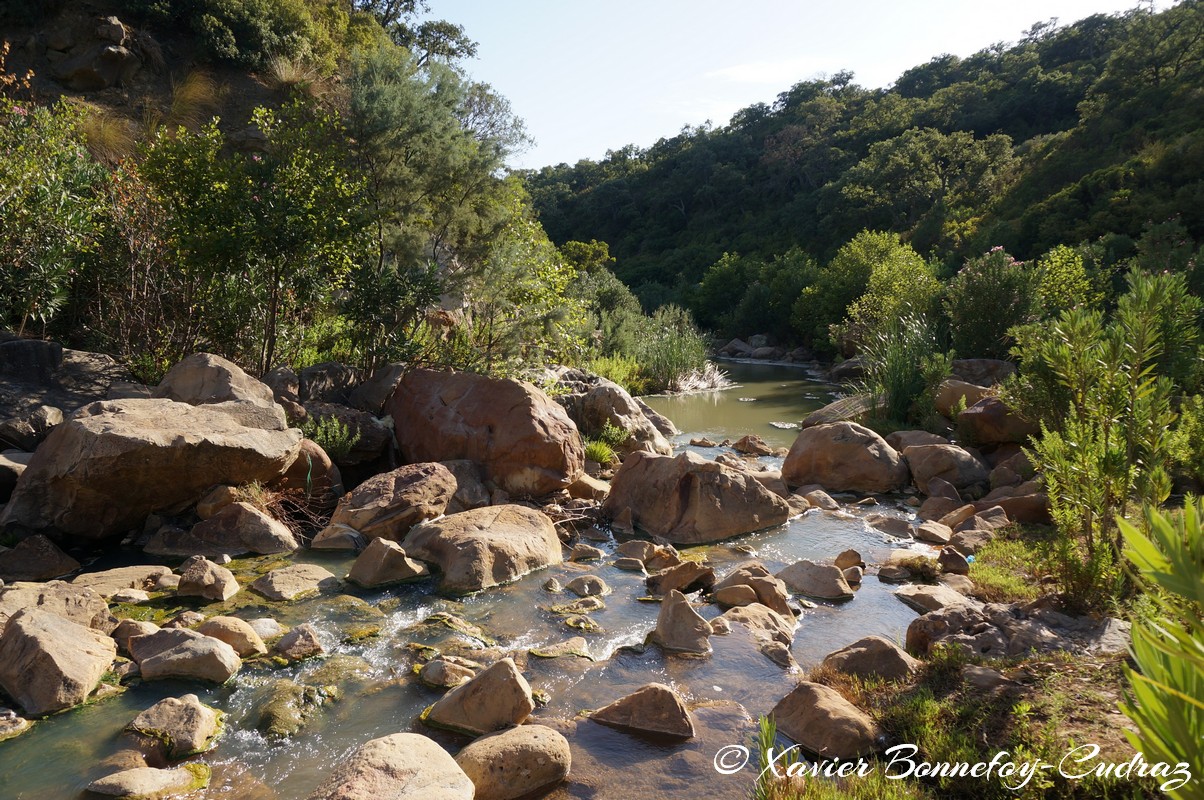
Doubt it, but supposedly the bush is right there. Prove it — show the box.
[587,354,646,395]
[856,313,941,424]
[300,415,361,462]
[634,305,709,393]
[583,440,617,466]
[839,233,938,348]
[1169,394,1204,486]
[943,247,1036,359]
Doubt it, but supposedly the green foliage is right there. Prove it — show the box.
[839,232,938,348]
[1035,244,1102,316]
[300,415,361,462]
[856,312,940,424]
[944,248,1036,359]
[792,233,881,352]
[583,440,617,466]
[0,98,104,335]
[586,354,646,395]
[633,305,709,393]
[593,421,629,449]
[968,536,1046,603]
[1169,395,1204,486]
[1118,501,1204,800]
[695,248,816,341]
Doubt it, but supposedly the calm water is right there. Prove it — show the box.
[0,363,927,800]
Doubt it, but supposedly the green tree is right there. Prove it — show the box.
[1036,243,1102,316]
[841,232,938,346]
[944,248,1036,359]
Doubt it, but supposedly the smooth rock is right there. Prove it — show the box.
[423,658,535,736]
[776,559,854,600]
[0,609,117,716]
[565,575,610,597]
[454,724,571,800]
[591,682,695,738]
[0,581,113,631]
[127,694,222,759]
[782,422,908,493]
[0,534,79,581]
[306,732,474,800]
[317,462,455,543]
[86,765,209,798]
[250,564,338,601]
[274,623,324,662]
[771,681,885,759]
[347,538,429,588]
[129,629,241,683]
[821,635,920,680]
[197,616,267,657]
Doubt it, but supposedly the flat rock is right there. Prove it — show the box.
[250,564,339,601]
[72,565,173,599]
[0,581,113,631]
[895,584,979,614]
[776,559,854,600]
[86,765,209,798]
[129,628,241,683]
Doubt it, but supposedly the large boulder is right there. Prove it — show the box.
[154,353,279,418]
[0,609,117,716]
[820,636,921,681]
[0,399,301,539]
[771,681,885,759]
[0,581,114,631]
[0,534,80,581]
[387,369,584,497]
[316,463,455,543]
[649,589,712,655]
[782,422,909,493]
[553,369,672,455]
[454,724,571,800]
[776,560,854,601]
[128,629,241,683]
[601,451,790,544]
[956,397,1039,445]
[902,444,990,494]
[590,683,696,738]
[423,657,535,736]
[306,733,474,800]
[401,505,562,595]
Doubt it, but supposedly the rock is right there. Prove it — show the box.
[250,564,338,601]
[843,566,863,585]
[938,547,970,575]
[454,724,571,800]
[829,357,864,381]
[938,504,979,530]
[0,581,113,631]
[884,430,948,451]
[565,575,610,597]
[299,362,363,404]
[306,732,474,800]
[274,623,324,662]
[927,476,962,501]
[112,619,160,654]
[0,534,79,581]
[567,474,610,502]
[0,449,31,501]
[419,659,475,689]
[569,543,605,561]
[554,370,672,456]
[388,369,584,497]
[951,358,1016,387]
[918,495,962,521]
[129,629,241,683]
[974,493,1051,525]
[112,588,149,604]
[177,556,240,602]
[163,611,205,629]
[801,488,839,510]
[309,524,366,551]
[154,353,279,418]
[720,338,755,356]
[248,618,283,641]
[940,574,975,594]
[154,502,300,558]
[712,562,792,617]
[316,463,455,543]
[347,538,429,588]
[86,765,210,798]
[635,398,678,437]
[0,609,117,716]
[195,485,239,520]
[865,513,912,538]
[424,657,534,736]
[801,394,878,428]
[776,559,854,600]
[53,43,141,92]
[772,681,884,758]
[933,379,990,418]
[714,584,758,607]
[73,565,173,600]
[915,521,952,544]
[902,445,989,494]
[347,363,406,414]
[197,617,267,657]
[0,399,300,539]
[782,422,908,493]
[0,405,63,451]
[649,590,711,655]
[127,694,222,759]
[273,439,344,509]
[956,397,1039,445]
[834,549,864,570]
[401,505,562,595]
[732,434,774,456]
[601,451,790,544]
[613,557,644,572]
[257,678,337,738]
[646,560,715,596]
[590,682,695,738]
[821,636,920,680]
[948,529,994,556]
[302,402,392,466]
[894,584,978,614]
[906,605,1009,657]
[439,460,492,513]
[615,540,657,561]
[722,603,796,646]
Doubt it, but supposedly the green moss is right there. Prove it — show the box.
[563,615,602,633]
[341,623,381,643]
[421,612,494,646]
[549,597,605,614]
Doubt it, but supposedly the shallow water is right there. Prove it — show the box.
[0,363,931,800]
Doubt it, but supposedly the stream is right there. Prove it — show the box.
[0,362,928,799]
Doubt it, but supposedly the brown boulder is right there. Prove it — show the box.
[454,725,571,800]
[782,422,908,493]
[0,534,80,581]
[820,635,920,680]
[0,399,301,539]
[933,379,989,418]
[771,681,885,759]
[316,463,455,543]
[777,560,854,600]
[306,733,473,800]
[127,693,222,759]
[347,538,429,588]
[388,369,584,497]
[902,444,989,494]
[554,371,672,456]
[0,581,114,631]
[590,683,695,738]
[0,609,117,716]
[884,430,949,451]
[161,502,300,557]
[649,590,712,654]
[273,439,343,509]
[402,505,563,595]
[154,353,278,416]
[957,397,1039,445]
[423,657,534,736]
[601,451,790,544]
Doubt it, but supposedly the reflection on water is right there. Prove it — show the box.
[0,364,928,800]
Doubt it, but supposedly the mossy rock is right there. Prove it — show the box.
[340,623,381,643]
[256,680,340,739]
[563,615,602,633]
[421,612,494,646]
[307,654,373,685]
[550,597,605,615]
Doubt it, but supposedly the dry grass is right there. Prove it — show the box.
[144,70,224,135]
[79,105,138,164]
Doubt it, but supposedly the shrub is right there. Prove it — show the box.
[593,421,629,448]
[1035,243,1102,317]
[634,305,709,393]
[587,354,646,395]
[839,233,938,348]
[583,440,616,466]
[943,247,1036,359]
[1169,394,1204,486]
[300,415,361,462]
[856,312,940,424]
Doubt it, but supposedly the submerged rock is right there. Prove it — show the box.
[250,564,339,601]
[86,764,210,799]
[590,682,696,739]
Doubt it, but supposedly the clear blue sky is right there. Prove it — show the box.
[426,0,1158,170]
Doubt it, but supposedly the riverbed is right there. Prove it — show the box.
[0,362,928,799]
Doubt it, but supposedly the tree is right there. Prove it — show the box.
[841,232,938,346]
[351,0,477,65]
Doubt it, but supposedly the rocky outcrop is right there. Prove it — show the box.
[316,462,455,543]
[771,681,885,759]
[820,636,920,680]
[306,733,474,800]
[423,657,535,736]
[902,444,989,494]
[0,609,117,716]
[0,399,301,539]
[387,369,584,497]
[590,682,696,738]
[553,368,672,456]
[782,422,909,493]
[454,725,571,800]
[907,601,1131,659]
[129,629,241,683]
[601,451,790,544]
[402,505,562,595]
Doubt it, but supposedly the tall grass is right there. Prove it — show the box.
[856,312,939,424]
[635,304,710,392]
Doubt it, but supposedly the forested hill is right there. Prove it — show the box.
[523,1,1204,324]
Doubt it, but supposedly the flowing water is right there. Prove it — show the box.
[0,362,930,799]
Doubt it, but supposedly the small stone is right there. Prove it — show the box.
[565,575,610,597]
[419,659,475,689]
[163,611,205,629]
[423,657,535,737]
[274,623,324,662]
[110,588,149,604]
[347,538,429,588]
[176,556,239,602]
[248,618,284,640]
[542,578,562,593]
[938,547,970,575]
[649,590,711,655]
[915,521,953,544]
[834,549,864,570]
[570,543,605,561]
[877,565,911,583]
[842,566,863,585]
[613,557,645,572]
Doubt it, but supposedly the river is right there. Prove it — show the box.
[0,362,926,799]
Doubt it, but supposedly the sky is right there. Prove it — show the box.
[425,0,1160,171]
